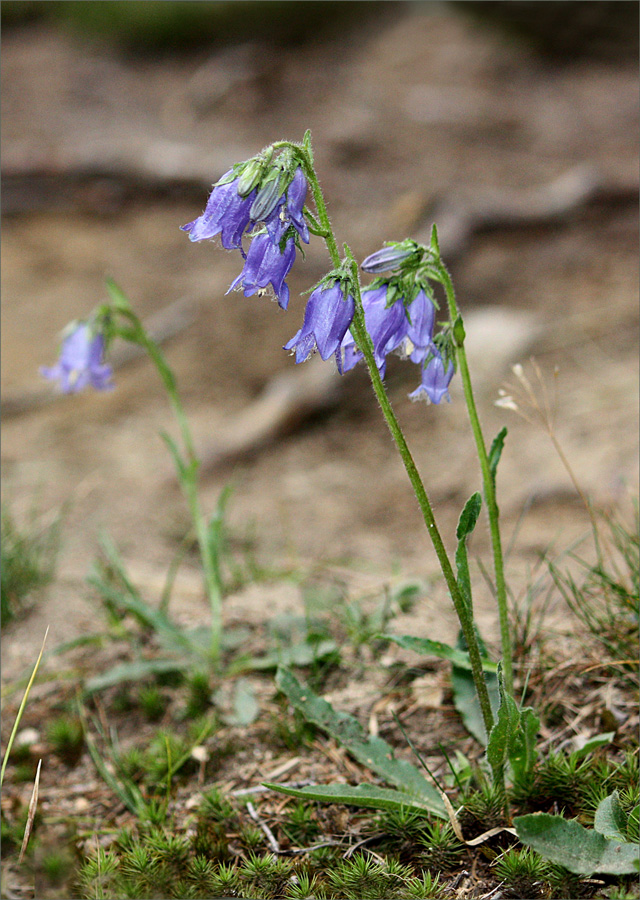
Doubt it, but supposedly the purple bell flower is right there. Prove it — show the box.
[227,232,296,310]
[340,285,407,377]
[41,323,113,394]
[409,354,455,404]
[405,289,436,363]
[181,169,256,250]
[264,167,310,245]
[284,281,354,370]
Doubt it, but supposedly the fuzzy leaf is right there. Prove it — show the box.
[450,664,499,746]
[487,668,521,776]
[594,791,628,842]
[383,634,497,673]
[455,492,482,609]
[514,814,640,875]
[263,781,436,815]
[488,427,508,484]
[509,706,540,782]
[276,668,446,818]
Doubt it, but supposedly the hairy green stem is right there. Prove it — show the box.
[437,265,513,696]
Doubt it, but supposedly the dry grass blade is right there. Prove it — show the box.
[18,758,42,864]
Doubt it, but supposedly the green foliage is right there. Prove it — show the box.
[137,684,167,722]
[272,667,447,818]
[492,846,551,898]
[417,820,466,871]
[1,502,59,625]
[514,800,640,875]
[281,800,321,845]
[550,508,639,677]
[185,671,211,719]
[46,714,85,766]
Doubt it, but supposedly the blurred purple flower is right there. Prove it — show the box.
[181,170,256,250]
[227,232,296,309]
[41,323,113,394]
[284,281,354,370]
[409,354,454,404]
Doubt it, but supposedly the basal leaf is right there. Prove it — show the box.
[515,813,640,875]
[263,782,436,815]
[487,667,520,777]
[276,668,446,818]
[383,634,497,673]
[594,791,628,842]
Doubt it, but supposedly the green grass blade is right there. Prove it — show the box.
[1,627,48,787]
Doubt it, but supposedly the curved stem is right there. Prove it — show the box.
[347,267,495,738]
[437,265,513,696]
[137,330,223,666]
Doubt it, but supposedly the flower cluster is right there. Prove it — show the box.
[180,146,455,405]
[181,150,309,310]
[41,321,113,394]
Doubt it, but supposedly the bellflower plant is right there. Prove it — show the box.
[43,133,516,791]
[179,132,514,770]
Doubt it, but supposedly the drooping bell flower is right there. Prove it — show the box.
[181,169,256,250]
[409,353,455,404]
[264,167,310,246]
[404,289,436,363]
[340,285,407,377]
[227,232,296,310]
[284,280,354,371]
[41,322,113,394]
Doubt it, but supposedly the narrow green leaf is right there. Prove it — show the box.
[488,427,507,484]
[451,664,499,746]
[105,278,133,314]
[487,666,520,777]
[85,657,186,693]
[243,639,339,671]
[455,492,482,609]
[571,732,616,761]
[509,706,540,782]
[594,791,628,842]
[383,634,497,673]
[515,813,640,875]
[159,431,187,480]
[456,492,482,542]
[430,223,440,257]
[276,668,446,818]
[263,782,436,815]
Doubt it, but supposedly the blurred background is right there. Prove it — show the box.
[2,1,638,659]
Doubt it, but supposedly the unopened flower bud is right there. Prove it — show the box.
[361,244,418,274]
[250,171,284,221]
[237,159,264,197]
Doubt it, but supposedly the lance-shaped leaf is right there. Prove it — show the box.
[487,665,520,778]
[488,427,507,485]
[275,668,446,818]
[263,782,436,816]
[382,634,497,673]
[455,492,482,610]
